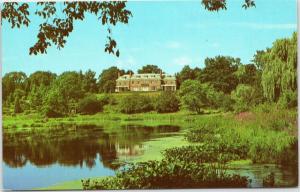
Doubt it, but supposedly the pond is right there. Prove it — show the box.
[228,163,298,187]
[3,124,182,190]
[3,123,297,189]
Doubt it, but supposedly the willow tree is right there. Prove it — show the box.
[261,32,297,102]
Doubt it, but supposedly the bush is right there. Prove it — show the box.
[155,91,180,113]
[98,94,117,105]
[277,90,297,109]
[42,90,68,117]
[180,80,225,114]
[14,97,23,113]
[231,84,257,112]
[119,94,154,114]
[219,94,234,111]
[163,144,241,164]
[78,95,103,115]
[42,106,64,118]
[82,160,248,189]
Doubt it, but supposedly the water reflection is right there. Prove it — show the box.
[3,124,180,170]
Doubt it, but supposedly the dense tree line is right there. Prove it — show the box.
[2,32,297,116]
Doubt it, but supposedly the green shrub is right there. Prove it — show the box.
[78,95,103,115]
[163,144,241,164]
[42,106,64,118]
[14,97,23,113]
[231,84,257,112]
[218,94,234,112]
[252,102,274,113]
[180,80,226,113]
[155,91,180,113]
[119,94,154,114]
[184,115,296,164]
[97,94,111,105]
[277,90,297,109]
[82,160,248,189]
[42,90,68,117]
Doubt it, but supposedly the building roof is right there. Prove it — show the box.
[163,75,176,80]
[117,73,175,81]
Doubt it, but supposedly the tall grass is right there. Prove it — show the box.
[184,105,297,164]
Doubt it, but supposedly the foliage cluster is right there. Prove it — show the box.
[82,159,248,189]
[119,94,154,114]
[155,91,180,113]
[179,80,229,114]
[260,32,297,102]
[118,92,180,114]
[184,113,297,164]
[231,84,263,112]
[77,95,104,115]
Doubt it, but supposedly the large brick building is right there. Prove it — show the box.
[115,72,176,92]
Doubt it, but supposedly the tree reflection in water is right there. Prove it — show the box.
[3,124,180,170]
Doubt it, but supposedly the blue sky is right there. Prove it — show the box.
[1,0,297,76]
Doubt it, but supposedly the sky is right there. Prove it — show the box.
[1,0,297,76]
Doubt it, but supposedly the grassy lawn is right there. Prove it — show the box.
[2,107,222,133]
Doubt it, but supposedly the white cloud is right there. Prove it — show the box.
[173,56,192,66]
[165,41,181,49]
[209,42,220,48]
[233,22,297,30]
[116,56,137,68]
[185,22,297,30]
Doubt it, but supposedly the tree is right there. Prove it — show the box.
[78,95,103,115]
[137,65,162,74]
[261,32,297,102]
[14,96,23,113]
[199,56,240,94]
[28,85,48,110]
[201,0,255,11]
[25,71,56,93]
[119,94,154,114]
[98,67,124,93]
[125,70,134,75]
[43,71,85,117]
[42,89,68,117]
[234,64,258,85]
[2,72,27,103]
[176,65,201,88]
[231,84,258,112]
[21,71,57,110]
[1,1,255,56]
[82,69,98,93]
[54,71,85,100]
[252,49,270,71]
[155,91,180,113]
[179,80,218,114]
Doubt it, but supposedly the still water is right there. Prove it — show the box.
[3,124,181,190]
[3,123,298,189]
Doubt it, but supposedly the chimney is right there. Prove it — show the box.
[160,70,162,78]
[129,71,132,77]
[118,71,120,78]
